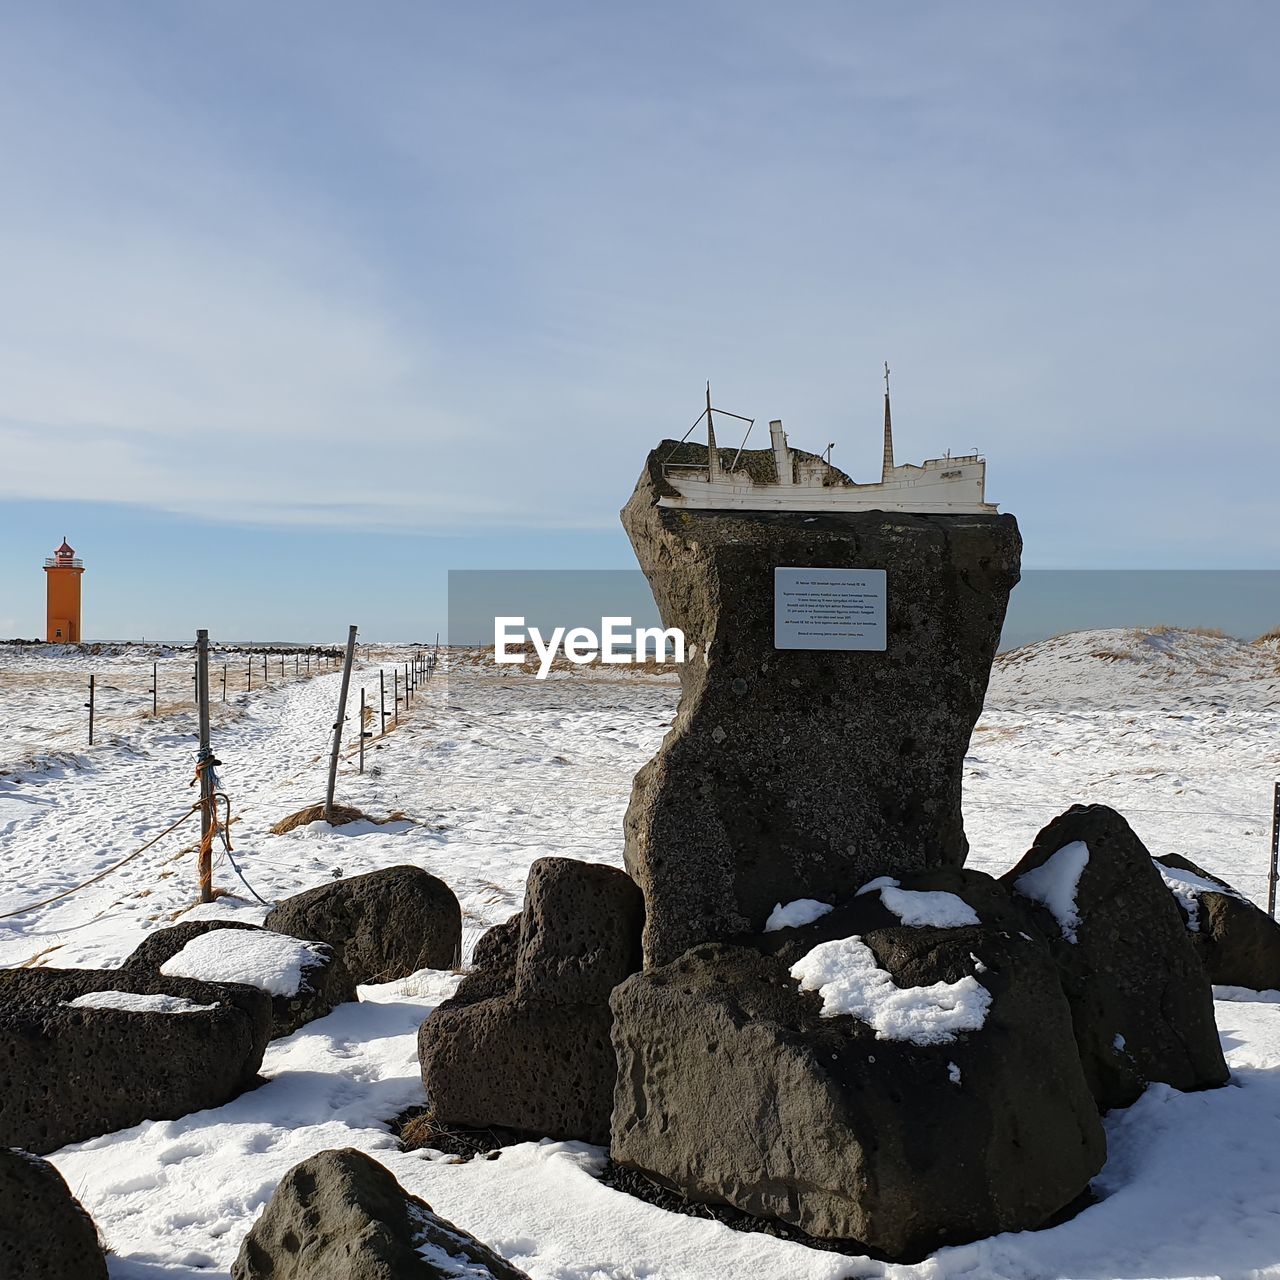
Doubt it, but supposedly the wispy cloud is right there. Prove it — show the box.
[1,3,1277,557]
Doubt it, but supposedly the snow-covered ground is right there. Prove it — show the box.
[2,628,1279,1278]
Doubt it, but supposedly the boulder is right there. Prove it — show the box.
[122,919,358,1038]
[1004,805,1229,1110]
[0,968,271,1153]
[621,445,1022,965]
[419,858,643,1145]
[231,1147,530,1279]
[472,910,521,972]
[265,865,462,984]
[609,867,1105,1259]
[1155,853,1280,991]
[0,1148,108,1280]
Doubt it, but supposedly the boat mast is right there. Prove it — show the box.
[881,361,895,482]
[705,381,721,480]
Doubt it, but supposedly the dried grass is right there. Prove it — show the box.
[270,802,370,835]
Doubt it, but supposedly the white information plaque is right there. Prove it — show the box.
[773,567,887,651]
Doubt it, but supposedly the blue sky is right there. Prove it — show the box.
[2,3,1277,640]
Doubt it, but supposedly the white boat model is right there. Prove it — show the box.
[656,366,997,515]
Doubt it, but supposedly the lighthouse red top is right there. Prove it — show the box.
[54,538,76,563]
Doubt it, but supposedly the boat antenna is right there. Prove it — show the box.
[881,361,894,482]
[705,380,721,480]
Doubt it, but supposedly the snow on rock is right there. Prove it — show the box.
[160,930,329,998]
[947,1062,962,1085]
[764,899,833,932]
[1154,858,1242,932]
[1014,839,1090,942]
[854,874,981,928]
[64,990,218,1015]
[790,936,991,1044]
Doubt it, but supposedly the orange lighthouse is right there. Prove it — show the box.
[44,538,85,643]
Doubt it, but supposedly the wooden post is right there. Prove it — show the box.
[262,654,268,686]
[196,629,214,903]
[280,654,285,677]
[222,664,228,702]
[151,661,157,716]
[306,653,311,675]
[380,668,387,733]
[295,653,299,676]
[394,667,399,726]
[193,659,198,704]
[1268,781,1279,919]
[85,674,95,745]
[324,625,359,823]
[359,687,367,775]
[247,656,253,692]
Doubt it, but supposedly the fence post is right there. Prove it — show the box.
[262,654,267,686]
[196,629,214,903]
[1268,781,1279,919]
[324,626,359,823]
[359,687,367,774]
[393,667,399,726]
[222,664,228,702]
[193,659,198,704]
[380,668,387,733]
[247,656,252,692]
[151,661,157,716]
[85,675,95,745]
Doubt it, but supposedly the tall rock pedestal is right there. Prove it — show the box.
[622,444,1021,966]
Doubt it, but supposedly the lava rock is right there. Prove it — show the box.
[0,1148,108,1280]
[1004,805,1229,1109]
[122,919,358,1038]
[0,968,271,1153]
[419,858,643,1145]
[514,858,645,1002]
[1155,852,1280,991]
[472,910,521,972]
[230,1147,530,1279]
[621,445,1022,965]
[609,867,1104,1259]
[265,865,461,984]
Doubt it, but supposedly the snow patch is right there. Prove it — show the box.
[878,886,980,928]
[1014,840,1090,942]
[764,899,833,932]
[66,990,218,1015]
[160,930,329,997]
[790,936,991,1045]
[855,875,980,928]
[947,1061,962,1085]
[1155,860,1241,933]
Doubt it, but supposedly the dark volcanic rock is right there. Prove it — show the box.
[265,865,461,984]
[231,1147,530,1279]
[419,858,643,1145]
[0,1148,108,1280]
[1004,805,1229,1110]
[122,919,358,1038]
[1155,853,1280,991]
[472,910,521,972]
[514,858,645,1001]
[621,444,1022,965]
[609,867,1104,1259]
[0,968,271,1153]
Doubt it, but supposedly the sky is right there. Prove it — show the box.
[1,2,1278,640]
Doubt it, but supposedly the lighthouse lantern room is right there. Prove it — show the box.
[44,538,85,643]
